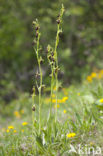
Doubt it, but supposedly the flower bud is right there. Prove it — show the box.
[36,32,38,38]
[40,59,43,64]
[32,105,36,111]
[35,26,39,31]
[48,55,52,61]
[35,73,40,79]
[56,19,60,24]
[51,52,54,56]
[57,14,60,18]
[51,57,55,62]
[32,21,35,26]
[32,40,36,46]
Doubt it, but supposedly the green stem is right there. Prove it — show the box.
[55,24,59,66]
[54,24,59,123]
[38,64,42,134]
[36,33,42,135]
[32,89,36,154]
[50,68,54,119]
[55,73,58,123]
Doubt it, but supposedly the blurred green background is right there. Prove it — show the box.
[0,0,103,104]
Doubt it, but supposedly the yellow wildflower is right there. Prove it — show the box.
[63,97,68,100]
[58,99,62,103]
[13,130,17,133]
[63,110,66,114]
[77,93,80,96]
[67,132,76,138]
[53,87,56,91]
[54,104,60,108]
[100,69,103,74]
[91,72,96,78]
[14,111,21,118]
[6,129,10,133]
[8,126,14,129]
[99,99,103,103]
[52,94,56,98]
[22,122,28,126]
[86,76,92,82]
[62,97,68,103]
[22,129,24,132]
[90,142,94,146]
[98,73,102,79]
[52,99,56,103]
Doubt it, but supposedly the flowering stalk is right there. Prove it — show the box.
[47,45,55,120]
[54,4,64,123]
[46,5,64,124]
[32,19,43,134]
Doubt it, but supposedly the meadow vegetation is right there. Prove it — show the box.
[0,69,103,155]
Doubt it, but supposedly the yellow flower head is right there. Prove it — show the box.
[58,99,62,103]
[62,97,68,103]
[63,110,67,114]
[6,129,10,133]
[52,99,56,103]
[13,130,17,133]
[52,94,56,98]
[8,126,14,129]
[86,76,92,82]
[67,132,76,138]
[91,72,96,78]
[77,93,80,96]
[14,111,21,118]
[98,73,102,79]
[22,129,24,132]
[90,142,94,146]
[99,99,103,103]
[54,104,60,109]
[53,87,56,91]
[22,122,28,126]
[100,69,103,74]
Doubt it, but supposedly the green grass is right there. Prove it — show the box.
[0,76,103,156]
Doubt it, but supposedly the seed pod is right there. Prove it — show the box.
[32,105,36,111]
